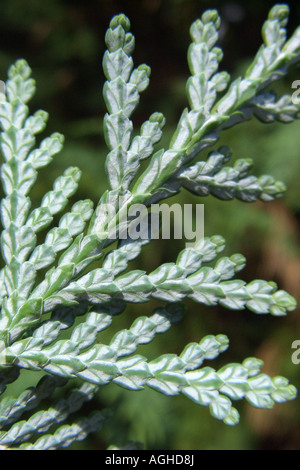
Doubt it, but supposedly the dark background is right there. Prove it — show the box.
[1,0,300,450]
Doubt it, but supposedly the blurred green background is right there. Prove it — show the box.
[1,0,300,450]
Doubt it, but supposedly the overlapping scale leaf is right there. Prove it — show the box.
[0,382,97,446]
[1,315,297,425]
[37,233,296,318]
[177,146,286,202]
[18,411,107,450]
[0,59,67,339]
[103,14,154,190]
[0,375,65,429]
[170,9,229,153]
[250,92,300,123]
[29,199,94,271]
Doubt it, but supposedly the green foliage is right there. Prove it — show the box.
[0,4,299,450]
